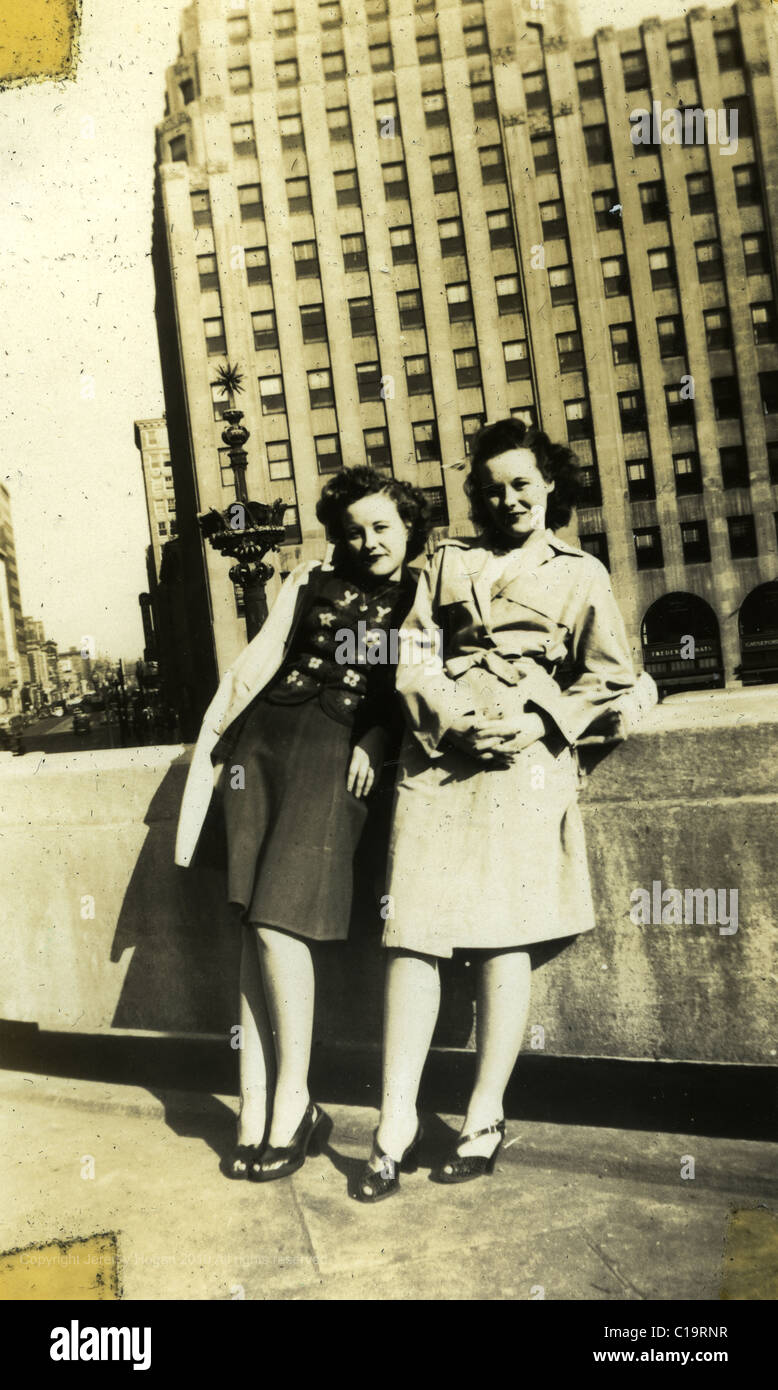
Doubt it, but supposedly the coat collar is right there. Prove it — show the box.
[441,530,584,630]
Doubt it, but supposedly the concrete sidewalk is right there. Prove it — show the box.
[1,1071,775,1301]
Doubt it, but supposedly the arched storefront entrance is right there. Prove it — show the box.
[641,593,724,696]
[737,581,778,685]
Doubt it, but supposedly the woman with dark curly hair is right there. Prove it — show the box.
[175,466,429,1182]
[357,418,656,1200]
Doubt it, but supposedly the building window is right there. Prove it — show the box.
[504,339,531,380]
[413,421,439,462]
[179,77,195,105]
[439,217,465,257]
[319,1,342,30]
[760,371,778,415]
[389,225,416,265]
[602,256,629,297]
[471,81,496,119]
[680,520,711,564]
[727,514,757,558]
[246,246,270,284]
[487,208,514,249]
[495,274,522,315]
[274,9,296,37]
[266,440,293,481]
[424,90,449,127]
[511,404,538,430]
[238,184,263,221]
[308,368,335,409]
[218,448,235,492]
[657,315,685,358]
[197,253,219,291]
[211,382,229,420]
[383,161,409,199]
[618,390,646,432]
[524,70,549,109]
[431,153,457,194]
[752,302,778,345]
[648,247,676,289]
[575,60,602,99]
[293,241,319,278]
[668,40,696,81]
[639,181,667,222]
[720,445,750,488]
[376,98,400,139]
[315,434,342,473]
[369,43,393,72]
[231,121,256,156]
[204,317,227,355]
[417,34,441,64]
[228,13,250,44]
[342,232,367,271]
[479,145,507,185]
[633,527,664,569]
[724,94,753,138]
[252,309,278,350]
[580,532,610,568]
[286,176,312,214]
[687,171,714,214]
[673,452,702,495]
[700,308,730,353]
[768,442,778,485]
[565,398,592,440]
[584,125,612,167]
[365,0,388,16]
[191,190,212,226]
[349,297,376,337]
[406,354,433,395]
[711,376,741,420]
[531,134,558,175]
[454,348,481,390]
[622,49,649,90]
[446,282,473,322]
[626,457,655,501]
[743,233,769,276]
[364,427,391,469]
[462,414,485,455]
[539,199,567,240]
[593,189,620,231]
[610,322,637,365]
[464,24,488,54]
[577,460,602,506]
[354,361,380,402]
[169,134,187,162]
[665,385,695,426]
[327,106,352,142]
[282,504,302,545]
[323,50,347,79]
[279,113,304,148]
[715,30,743,72]
[334,168,360,207]
[300,302,327,343]
[549,266,575,305]
[422,487,449,526]
[733,163,760,207]
[556,330,583,373]
[229,65,252,93]
[696,240,724,282]
[259,375,285,414]
[397,289,424,330]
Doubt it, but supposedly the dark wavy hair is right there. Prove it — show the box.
[465,418,583,533]
[316,466,431,561]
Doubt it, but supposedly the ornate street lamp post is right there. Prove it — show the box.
[198,363,287,642]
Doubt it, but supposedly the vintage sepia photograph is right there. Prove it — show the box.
[0,0,776,1327]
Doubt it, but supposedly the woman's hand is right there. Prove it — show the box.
[445,711,547,761]
[346,728,386,798]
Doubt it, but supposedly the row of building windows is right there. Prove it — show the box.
[582,510,766,573]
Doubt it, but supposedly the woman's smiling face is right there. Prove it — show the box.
[478,448,555,543]
[341,491,410,582]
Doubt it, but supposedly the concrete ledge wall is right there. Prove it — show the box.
[0,703,775,1066]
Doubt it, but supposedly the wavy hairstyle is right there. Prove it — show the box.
[465,417,583,533]
[316,465,431,561]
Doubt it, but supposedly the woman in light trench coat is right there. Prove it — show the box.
[357,418,657,1200]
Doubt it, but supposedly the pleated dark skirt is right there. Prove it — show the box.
[222,697,368,941]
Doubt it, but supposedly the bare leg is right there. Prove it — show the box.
[457,947,532,1158]
[236,922,275,1147]
[256,925,316,1149]
[367,948,441,1173]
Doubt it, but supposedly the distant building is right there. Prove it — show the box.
[0,483,25,714]
[134,419,178,581]
[154,0,778,695]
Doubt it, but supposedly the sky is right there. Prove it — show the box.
[0,0,733,658]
